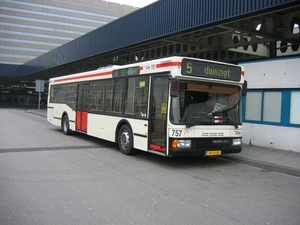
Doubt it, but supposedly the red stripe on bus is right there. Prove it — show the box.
[150,144,166,152]
[156,61,182,68]
[53,71,112,83]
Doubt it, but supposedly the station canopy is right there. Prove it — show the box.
[1,0,299,90]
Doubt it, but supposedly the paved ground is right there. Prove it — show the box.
[1,107,300,224]
[24,108,300,177]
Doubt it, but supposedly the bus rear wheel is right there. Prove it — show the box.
[62,114,71,135]
[118,125,135,155]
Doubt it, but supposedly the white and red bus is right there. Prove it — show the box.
[47,56,247,157]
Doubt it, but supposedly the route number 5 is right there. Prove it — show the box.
[186,62,193,74]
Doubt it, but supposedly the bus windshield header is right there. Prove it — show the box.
[181,59,241,81]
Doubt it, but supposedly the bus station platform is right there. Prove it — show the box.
[26,108,300,177]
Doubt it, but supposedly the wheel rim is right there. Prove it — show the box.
[120,130,129,150]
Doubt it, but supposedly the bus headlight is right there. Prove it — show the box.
[171,140,191,149]
[232,138,241,146]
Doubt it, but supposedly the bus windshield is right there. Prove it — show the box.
[171,81,242,127]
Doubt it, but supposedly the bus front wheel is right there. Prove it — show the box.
[118,125,135,155]
[62,114,71,135]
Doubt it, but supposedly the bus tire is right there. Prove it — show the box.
[62,114,71,135]
[118,124,135,155]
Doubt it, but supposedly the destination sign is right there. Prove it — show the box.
[181,59,241,81]
[112,66,140,77]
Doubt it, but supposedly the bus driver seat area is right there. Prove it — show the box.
[181,102,214,123]
[181,103,200,122]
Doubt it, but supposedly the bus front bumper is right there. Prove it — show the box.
[168,137,242,157]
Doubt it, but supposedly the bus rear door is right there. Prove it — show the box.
[76,83,89,132]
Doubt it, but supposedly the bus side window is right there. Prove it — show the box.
[124,78,137,116]
[134,76,149,118]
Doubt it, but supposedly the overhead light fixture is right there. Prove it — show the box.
[256,24,261,31]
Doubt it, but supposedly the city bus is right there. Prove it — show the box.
[47,56,247,157]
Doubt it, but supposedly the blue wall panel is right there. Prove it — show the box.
[20,0,299,76]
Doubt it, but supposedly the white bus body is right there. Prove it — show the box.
[47,56,246,157]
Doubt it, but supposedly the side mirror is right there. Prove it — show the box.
[170,79,179,97]
[242,80,247,96]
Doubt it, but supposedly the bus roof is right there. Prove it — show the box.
[49,56,243,84]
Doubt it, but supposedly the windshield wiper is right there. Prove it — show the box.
[227,117,238,128]
[186,123,201,128]
[186,121,209,128]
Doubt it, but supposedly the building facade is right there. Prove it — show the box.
[0,0,137,65]
[240,57,300,153]
[0,0,137,105]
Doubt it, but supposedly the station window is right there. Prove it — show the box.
[243,89,300,127]
[290,91,300,125]
[245,92,262,121]
[262,92,281,123]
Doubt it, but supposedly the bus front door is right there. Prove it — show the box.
[149,77,169,154]
[76,83,89,132]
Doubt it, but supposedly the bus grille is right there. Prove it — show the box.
[201,132,224,137]
[194,138,231,148]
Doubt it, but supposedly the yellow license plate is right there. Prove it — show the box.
[205,150,221,156]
